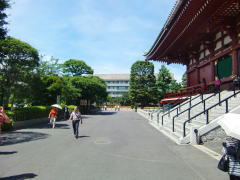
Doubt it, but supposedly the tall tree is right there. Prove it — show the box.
[129,60,158,107]
[0,37,39,107]
[37,55,62,76]
[181,72,187,88]
[63,59,93,76]
[0,0,10,39]
[157,65,182,99]
[71,76,107,105]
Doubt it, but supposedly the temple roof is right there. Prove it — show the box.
[145,0,239,64]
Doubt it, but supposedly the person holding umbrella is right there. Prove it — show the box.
[48,107,58,128]
[218,113,240,180]
[69,106,82,139]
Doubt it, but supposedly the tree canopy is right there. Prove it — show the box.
[156,65,182,99]
[0,0,10,39]
[129,61,158,107]
[0,37,40,107]
[63,59,93,76]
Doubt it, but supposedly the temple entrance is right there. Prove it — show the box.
[238,49,240,76]
[215,55,232,79]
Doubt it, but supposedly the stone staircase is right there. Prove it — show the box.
[139,90,240,144]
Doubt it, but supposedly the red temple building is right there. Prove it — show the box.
[145,0,240,101]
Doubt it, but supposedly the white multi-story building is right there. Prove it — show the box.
[95,74,130,97]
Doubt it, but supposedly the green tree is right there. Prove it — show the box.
[38,55,62,76]
[0,0,10,39]
[119,92,131,106]
[70,76,107,105]
[157,65,182,99]
[63,59,93,76]
[129,60,158,107]
[61,76,81,105]
[0,37,39,107]
[181,72,187,88]
[170,79,182,92]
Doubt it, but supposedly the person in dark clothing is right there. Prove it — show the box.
[222,136,240,180]
[201,78,207,93]
[63,105,69,120]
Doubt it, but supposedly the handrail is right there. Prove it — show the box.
[183,90,240,137]
[171,92,218,132]
[161,93,202,125]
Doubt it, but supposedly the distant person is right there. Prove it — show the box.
[104,105,107,111]
[48,107,58,128]
[233,75,240,90]
[214,78,221,93]
[222,136,240,180]
[63,105,69,120]
[114,105,117,111]
[201,78,207,92]
[118,105,120,111]
[0,106,10,133]
[69,106,82,139]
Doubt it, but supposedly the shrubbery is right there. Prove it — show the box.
[1,105,97,131]
[5,106,52,122]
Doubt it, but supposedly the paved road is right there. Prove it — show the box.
[0,111,228,180]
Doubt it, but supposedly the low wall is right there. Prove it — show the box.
[13,118,49,129]
[200,126,226,142]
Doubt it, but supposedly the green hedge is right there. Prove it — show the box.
[5,106,52,122]
[2,105,96,131]
[2,121,13,131]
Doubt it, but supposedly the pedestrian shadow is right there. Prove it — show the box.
[0,173,37,180]
[0,131,49,146]
[0,151,17,155]
[78,135,90,139]
[54,124,70,129]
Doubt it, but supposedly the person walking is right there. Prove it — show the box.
[69,106,82,139]
[223,136,240,180]
[48,107,58,128]
[63,105,69,120]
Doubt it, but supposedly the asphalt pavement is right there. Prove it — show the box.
[0,111,228,180]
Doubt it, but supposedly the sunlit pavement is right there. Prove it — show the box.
[0,111,227,180]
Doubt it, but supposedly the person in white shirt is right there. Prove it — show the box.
[69,106,82,139]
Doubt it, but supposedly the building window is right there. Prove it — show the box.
[199,52,204,59]
[215,40,222,50]
[215,32,222,40]
[224,36,231,45]
[205,49,210,56]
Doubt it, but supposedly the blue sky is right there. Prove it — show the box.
[6,0,186,81]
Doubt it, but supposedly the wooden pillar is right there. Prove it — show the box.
[232,50,238,76]
[186,72,190,87]
[211,61,215,81]
[197,68,200,84]
[226,25,238,76]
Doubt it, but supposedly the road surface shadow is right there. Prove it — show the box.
[0,131,49,146]
[0,173,37,180]
[27,123,70,130]
[91,111,117,115]
[0,151,17,155]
